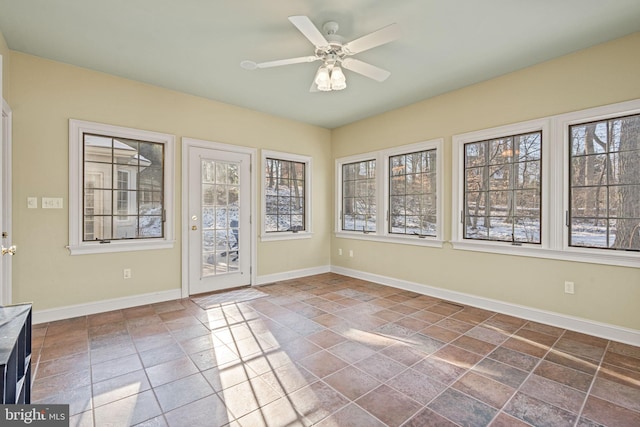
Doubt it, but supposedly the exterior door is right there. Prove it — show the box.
[188,146,250,294]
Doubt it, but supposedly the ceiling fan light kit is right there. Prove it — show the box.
[315,64,346,91]
[242,15,400,92]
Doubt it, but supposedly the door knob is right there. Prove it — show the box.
[1,245,16,256]
[192,225,198,231]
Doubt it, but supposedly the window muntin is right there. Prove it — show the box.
[463,131,542,244]
[69,119,174,255]
[264,158,306,232]
[451,100,640,268]
[83,134,164,241]
[342,159,376,232]
[389,149,437,236]
[569,114,640,251]
[336,139,443,246]
[261,150,311,240]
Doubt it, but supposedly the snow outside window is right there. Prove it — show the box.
[342,159,377,233]
[452,99,640,267]
[68,120,175,255]
[462,131,542,245]
[568,113,640,252]
[389,148,438,237]
[261,150,312,241]
[336,139,444,247]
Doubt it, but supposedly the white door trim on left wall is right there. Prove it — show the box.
[1,98,13,306]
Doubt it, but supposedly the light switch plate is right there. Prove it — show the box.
[27,197,38,209]
[42,197,63,209]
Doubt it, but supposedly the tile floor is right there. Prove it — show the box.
[31,273,640,426]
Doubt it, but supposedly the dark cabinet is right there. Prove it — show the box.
[0,303,32,404]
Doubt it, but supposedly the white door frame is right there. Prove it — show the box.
[1,98,12,305]
[1,54,13,306]
[181,137,257,298]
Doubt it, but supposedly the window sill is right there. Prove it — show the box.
[335,231,444,248]
[67,239,175,255]
[261,232,313,242]
[451,240,640,268]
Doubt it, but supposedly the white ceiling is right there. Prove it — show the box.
[1,1,639,129]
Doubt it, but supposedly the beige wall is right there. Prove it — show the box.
[331,32,640,331]
[9,52,331,310]
[6,31,640,332]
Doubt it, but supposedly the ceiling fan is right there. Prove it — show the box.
[240,15,401,92]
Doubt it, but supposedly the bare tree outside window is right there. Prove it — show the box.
[342,159,376,232]
[463,131,542,244]
[389,149,437,236]
[569,114,640,251]
[264,158,305,232]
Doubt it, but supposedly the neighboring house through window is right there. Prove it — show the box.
[69,120,175,254]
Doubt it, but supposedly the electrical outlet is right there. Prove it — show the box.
[27,197,38,209]
[338,248,342,256]
[564,281,574,294]
[123,268,132,279]
[349,250,354,258]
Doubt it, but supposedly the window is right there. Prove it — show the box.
[462,131,542,244]
[452,119,549,255]
[452,99,640,267]
[69,120,175,254]
[389,149,438,237]
[568,114,640,252]
[261,150,311,240]
[342,159,376,232]
[336,139,443,246]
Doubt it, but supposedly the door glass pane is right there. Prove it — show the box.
[201,159,240,277]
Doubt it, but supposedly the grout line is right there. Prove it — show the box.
[573,339,610,426]
[31,275,639,427]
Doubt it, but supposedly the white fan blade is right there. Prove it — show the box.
[342,58,391,82]
[288,15,329,48]
[343,23,401,54]
[254,56,319,69]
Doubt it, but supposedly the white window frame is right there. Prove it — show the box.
[556,99,640,267]
[451,99,640,268]
[261,150,312,241]
[68,119,175,255]
[452,119,551,255]
[336,139,444,247]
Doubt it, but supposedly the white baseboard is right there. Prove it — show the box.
[32,265,639,347]
[256,265,331,286]
[331,266,640,347]
[32,265,331,324]
[33,289,182,324]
